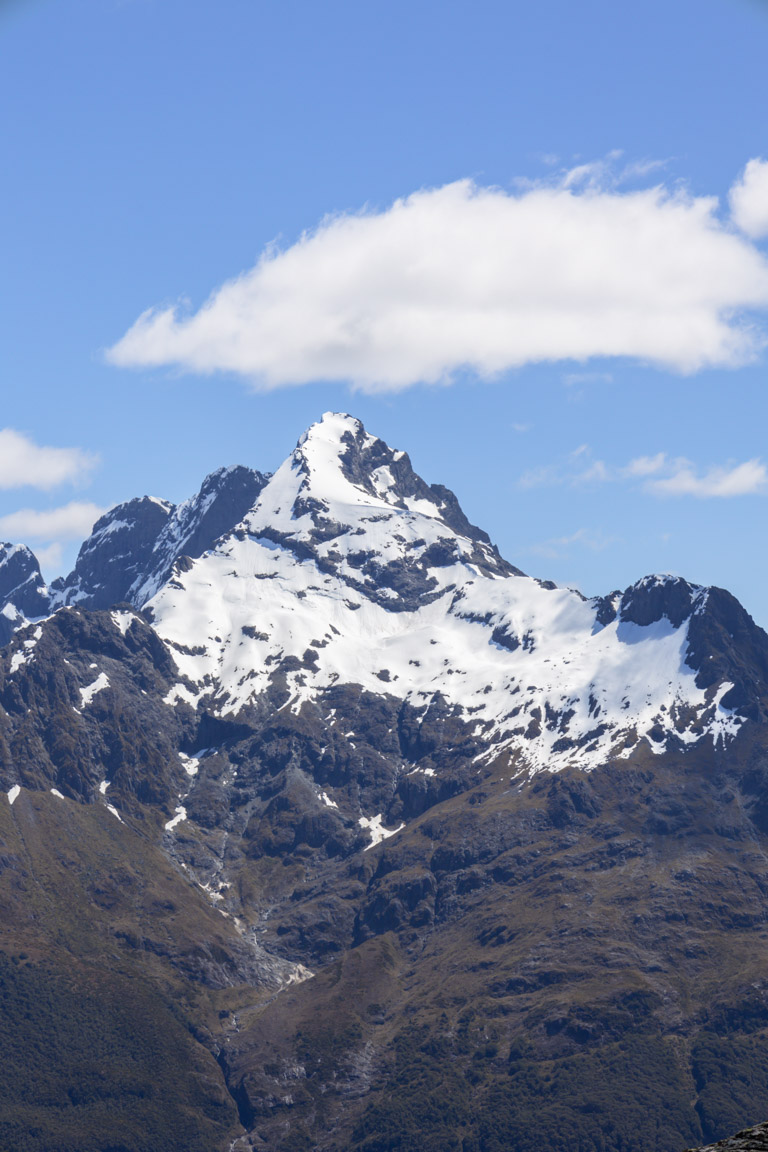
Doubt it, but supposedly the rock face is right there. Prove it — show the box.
[0,544,48,644]
[685,1122,768,1151]
[1,413,768,1152]
[46,464,269,611]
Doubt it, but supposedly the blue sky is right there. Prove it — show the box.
[2,0,768,621]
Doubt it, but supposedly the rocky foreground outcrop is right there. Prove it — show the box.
[686,1122,768,1151]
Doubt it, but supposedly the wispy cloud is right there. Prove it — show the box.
[0,502,107,541]
[524,528,622,560]
[108,161,768,392]
[517,463,562,490]
[520,448,768,499]
[0,429,97,490]
[0,501,108,577]
[644,458,768,498]
[575,460,610,485]
[558,151,667,192]
[518,445,610,489]
[624,453,668,477]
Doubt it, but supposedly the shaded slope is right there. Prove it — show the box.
[205,725,768,1151]
[0,791,246,1152]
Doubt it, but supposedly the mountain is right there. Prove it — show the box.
[0,543,49,645]
[2,413,768,1152]
[48,463,269,610]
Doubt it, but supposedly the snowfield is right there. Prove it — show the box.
[147,413,741,773]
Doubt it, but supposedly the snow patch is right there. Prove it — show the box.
[708,681,742,745]
[7,785,20,805]
[179,752,200,777]
[9,625,43,673]
[281,963,315,987]
[80,672,110,706]
[111,610,134,635]
[359,813,406,849]
[95,517,132,538]
[165,806,187,831]
[164,683,200,708]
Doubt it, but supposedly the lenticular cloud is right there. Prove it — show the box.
[108,171,768,391]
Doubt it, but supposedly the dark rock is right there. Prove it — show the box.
[0,543,49,642]
[619,574,697,629]
[49,496,173,610]
[684,1120,768,1151]
[45,464,269,614]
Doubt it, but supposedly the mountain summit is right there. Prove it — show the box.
[3,412,763,774]
[3,415,768,1152]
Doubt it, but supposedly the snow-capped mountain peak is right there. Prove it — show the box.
[2,414,766,777]
[132,415,765,773]
[238,412,516,613]
[251,411,495,537]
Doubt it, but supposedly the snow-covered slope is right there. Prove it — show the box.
[47,464,269,611]
[145,413,751,772]
[0,412,762,774]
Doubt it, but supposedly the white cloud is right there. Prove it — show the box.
[108,168,768,392]
[645,459,768,498]
[32,542,64,571]
[574,460,610,485]
[0,502,107,541]
[626,452,768,496]
[624,452,668,477]
[520,447,767,499]
[730,159,768,240]
[560,151,625,190]
[0,429,97,490]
